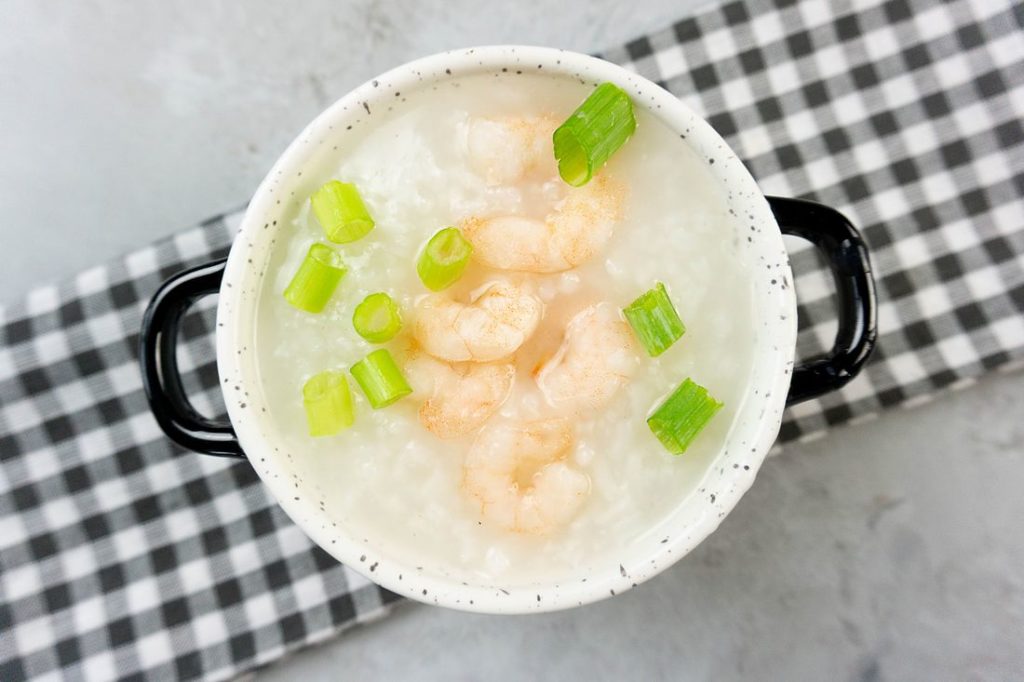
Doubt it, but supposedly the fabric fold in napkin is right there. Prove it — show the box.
[1,0,1022,679]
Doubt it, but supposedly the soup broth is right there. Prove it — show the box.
[254,72,756,584]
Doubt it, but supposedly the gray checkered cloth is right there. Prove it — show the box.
[2,0,1023,679]
[602,0,1024,441]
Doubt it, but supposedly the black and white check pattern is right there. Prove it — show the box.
[602,0,1024,440]
[1,0,1022,679]
[0,215,402,682]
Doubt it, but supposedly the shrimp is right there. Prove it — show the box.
[466,115,558,185]
[534,303,638,413]
[460,175,625,273]
[404,353,515,439]
[412,280,543,362]
[463,418,589,534]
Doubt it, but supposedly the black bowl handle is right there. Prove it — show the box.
[139,258,244,458]
[767,197,878,405]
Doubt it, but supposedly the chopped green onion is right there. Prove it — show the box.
[283,243,347,313]
[311,180,375,243]
[302,370,355,436]
[647,378,723,455]
[623,282,686,357]
[350,349,412,409]
[417,227,473,291]
[553,82,636,187]
[353,292,403,343]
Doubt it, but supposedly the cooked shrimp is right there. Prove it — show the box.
[413,280,543,362]
[461,175,625,273]
[534,303,638,413]
[463,418,589,534]
[466,115,558,185]
[404,353,515,439]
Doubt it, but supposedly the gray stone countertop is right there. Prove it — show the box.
[3,1,1022,680]
[261,371,1024,681]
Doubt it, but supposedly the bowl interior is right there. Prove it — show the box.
[216,46,796,613]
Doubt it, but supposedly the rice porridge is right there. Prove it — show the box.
[253,72,756,584]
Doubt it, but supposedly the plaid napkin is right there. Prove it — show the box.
[2,0,1022,679]
[602,0,1024,441]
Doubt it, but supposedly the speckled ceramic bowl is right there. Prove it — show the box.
[140,46,876,614]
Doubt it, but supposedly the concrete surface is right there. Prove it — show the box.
[3,1,1023,680]
[0,0,697,298]
[260,371,1024,681]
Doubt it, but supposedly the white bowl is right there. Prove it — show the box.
[141,46,876,614]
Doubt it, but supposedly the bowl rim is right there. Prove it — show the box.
[215,45,797,614]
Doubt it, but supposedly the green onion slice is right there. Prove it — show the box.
[350,349,412,409]
[283,243,347,313]
[553,82,636,187]
[623,282,686,357]
[302,370,355,436]
[417,227,473,291]
[311,180,375,243]
[647,378,723,455]
[353,292,403,343]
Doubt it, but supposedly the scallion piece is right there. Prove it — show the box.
[415,225,471,288]
[311,180,375,243]
[623,282,686,357]
[553,82,636,187]
[352,292,403,343]
[350,349,412,409]
[416,227,473,291]
[283,243,346,313]
[647,379,723,455]
[302,370,354,436]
